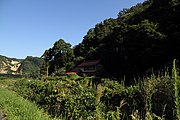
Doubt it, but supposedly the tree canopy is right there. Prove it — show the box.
[18,56,44,78]
[41,39,75,76]
[73,0,180,79]
[42,0,180,81]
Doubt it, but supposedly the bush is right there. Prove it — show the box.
[13,73,179,119]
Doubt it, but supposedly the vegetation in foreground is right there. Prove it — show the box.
[0,80,52,120]
[12,61,179,120]
[0,62,180,120]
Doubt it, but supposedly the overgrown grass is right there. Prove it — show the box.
[0,78,16,89]
[0,88,52,120]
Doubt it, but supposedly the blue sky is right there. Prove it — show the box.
[0,0,144,59]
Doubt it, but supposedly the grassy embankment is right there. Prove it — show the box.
[0,78,53,120]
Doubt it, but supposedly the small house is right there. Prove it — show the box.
[78,60,103,75]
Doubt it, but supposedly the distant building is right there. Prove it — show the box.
[70,60,103,76]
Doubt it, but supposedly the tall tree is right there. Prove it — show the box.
[42,39,74,75]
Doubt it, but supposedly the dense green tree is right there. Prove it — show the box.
[40,0,180,82]
[74,18,118,60]
[19,56,44,78]
[41,49,52,76]
[42,39,75,75]
[73,0,180,80]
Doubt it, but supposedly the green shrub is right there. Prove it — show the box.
[13,71,179,120]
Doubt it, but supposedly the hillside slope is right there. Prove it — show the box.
[73,0,180,78]
[0,55,21,74]
[0,55,44,78]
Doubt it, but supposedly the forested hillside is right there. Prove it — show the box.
[18,56,44,78]
[42,0,180,81]
[0,55,43,78]
[73,0,180,79]
[1,0,180,78]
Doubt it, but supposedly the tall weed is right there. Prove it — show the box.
[173,59,180,120]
